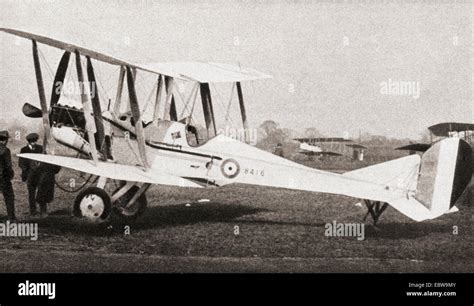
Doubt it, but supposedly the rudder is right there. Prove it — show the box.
[415,138,472,216]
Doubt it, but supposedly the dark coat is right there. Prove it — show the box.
[0,143,14,188]
[19,144,61,204]
[35,163,61,204]
[19,144,43,182]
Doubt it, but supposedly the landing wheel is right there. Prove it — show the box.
[111,184,148,222]
[73,187,112,222]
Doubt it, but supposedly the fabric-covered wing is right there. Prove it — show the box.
[429,122,474,137]
[299,151,343,156]
[17,153,202,188]
[0,28,183,79]
[293,137,353,143]
[138,62,272,83]
[345,144,368,149]
[396,143,431,152]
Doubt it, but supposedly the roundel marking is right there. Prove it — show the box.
[221,159,240,179]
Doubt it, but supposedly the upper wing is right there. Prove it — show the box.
[139,62,272,83]
[345,144,368,149]
[1,28,271,83]
[429,122,474,136]
[17,153,202,188]
[396,143,431,152]
[299,151,343,156]
[293,137,352,143]
[0,28,183,78]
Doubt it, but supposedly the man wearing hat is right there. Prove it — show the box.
[0,130,16,221]
[19,133,61,217]
[19,133,43,216]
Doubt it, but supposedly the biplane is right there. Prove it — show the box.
[294,137,367,160]
[1,28,472,226]
[397,122,474,175]
[397,122,474,152]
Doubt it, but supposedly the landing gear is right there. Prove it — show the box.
[73,187,112,222]
[363,200,388,226]
[110,182,149,222]
[72,178,150,223]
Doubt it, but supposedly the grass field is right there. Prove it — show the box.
[0,155,473,273]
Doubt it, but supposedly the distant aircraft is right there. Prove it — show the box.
[294,137,367,160]
[397,122,474,152]
[1,28,472,226]
[397,123,474,175]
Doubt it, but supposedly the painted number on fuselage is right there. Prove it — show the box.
[244,168,265,177]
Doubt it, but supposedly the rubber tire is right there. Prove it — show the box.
[73,187,112,221]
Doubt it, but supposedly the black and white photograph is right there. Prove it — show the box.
[0,0,472,303]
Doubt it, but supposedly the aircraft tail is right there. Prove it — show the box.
[344,138,472,221]
[414,137,472,217]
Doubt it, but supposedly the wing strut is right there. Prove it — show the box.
[75,50,99,164]
[153,75,164,122]
[113,66,126,116]
[32,40,51,153]
[163,76,177,121]
[236,82,249,143]
[200,83,217,138]
[126,66,149,169]
[86,56,107,159]
[167,78,178,122]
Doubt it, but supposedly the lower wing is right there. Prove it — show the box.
[17,153,203,188]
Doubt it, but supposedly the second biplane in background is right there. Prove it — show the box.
[294,137,367,161]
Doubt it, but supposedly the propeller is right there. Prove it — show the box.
[22,102,43,118]
[24,51,71,121]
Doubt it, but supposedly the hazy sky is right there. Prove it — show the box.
[0,0,472,139]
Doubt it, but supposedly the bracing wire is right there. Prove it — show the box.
[141,80,158,117]
[224,82,236,124]
[178,82,199,119]
[211,83,235,127]
[38,48,55,82]
[187,83,200,127]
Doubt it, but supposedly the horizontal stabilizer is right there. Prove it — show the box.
[344,155,432,221]
[344,155,420,193]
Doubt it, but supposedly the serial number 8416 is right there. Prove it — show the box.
[244,168,265,176]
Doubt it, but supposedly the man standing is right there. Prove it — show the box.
[35,161,61,217]
[0,130,16,221]
[19,133,61,217]
[19,133,43,216]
